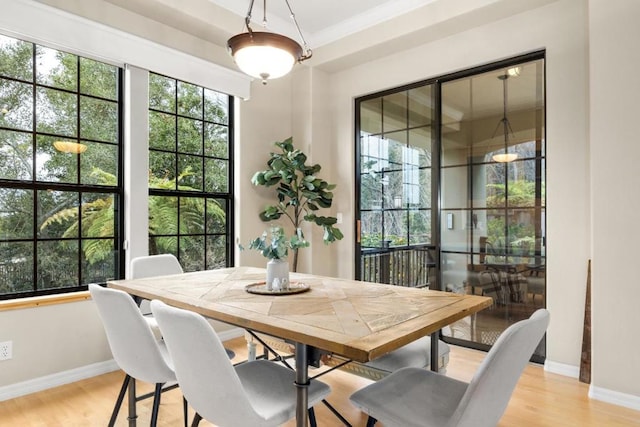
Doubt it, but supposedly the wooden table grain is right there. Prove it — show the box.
[108,266,492,426]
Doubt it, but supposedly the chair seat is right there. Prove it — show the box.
[235,360,331,425]
[350,367,468,427]
[364,337,450,373]
[350,310,550,427]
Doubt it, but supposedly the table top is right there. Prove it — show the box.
[108,266,492,363]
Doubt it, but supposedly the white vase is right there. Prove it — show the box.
[266,259,289,291]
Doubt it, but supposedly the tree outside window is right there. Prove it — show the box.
[0,34,122,298]
[148,73,233,271]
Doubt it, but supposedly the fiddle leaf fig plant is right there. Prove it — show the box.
[251,137,343,272]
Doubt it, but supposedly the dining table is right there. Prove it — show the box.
[107,266,492,427]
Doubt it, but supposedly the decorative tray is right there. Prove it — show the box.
[245,281,310,295]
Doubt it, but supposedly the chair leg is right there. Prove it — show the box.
[321,399,352,426]
[150,383,163,427]
[108,374,131,427]
[191,413,203,427]
[366,415,378,427]
[183,396,188,427]
[308,407,317,427]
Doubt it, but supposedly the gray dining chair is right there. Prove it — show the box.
[350,308,550,427]
[130,254,183,317]
[150,299,331,427]
[131,254,236,359]
[89,284,187,427]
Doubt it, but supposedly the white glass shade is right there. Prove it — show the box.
[234,45,295,80]
[228,32,303,82]
[492,153,518,163]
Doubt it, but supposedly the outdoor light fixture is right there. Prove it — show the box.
[53,140,87,154]
[227,0,312,85]
[491,72,518,163]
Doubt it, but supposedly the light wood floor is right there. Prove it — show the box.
[2,337,639,426]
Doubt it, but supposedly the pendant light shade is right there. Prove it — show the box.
[228,0,312,85]
[492,152,518,163]
[228,32,303,81]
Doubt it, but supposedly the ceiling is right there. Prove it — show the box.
[207,0,438,48]
[38,0,558,73]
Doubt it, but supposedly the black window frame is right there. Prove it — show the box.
[147,72,235,271]
[0,35,125,300]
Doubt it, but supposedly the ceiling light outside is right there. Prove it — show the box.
[53,140,87,154]
[227,0,312,84]
[491,73,518,163]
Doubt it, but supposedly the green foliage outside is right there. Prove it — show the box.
[0,36,231,295]
[0,36,122,293]
[147,73,231,271]
[485,179,545,260]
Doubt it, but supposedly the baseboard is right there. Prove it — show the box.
[0,328,244,403]
[589,385,640,411]
[544,360,580,378]
[0,359,119,402]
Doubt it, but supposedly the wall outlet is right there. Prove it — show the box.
[0,341,12,360]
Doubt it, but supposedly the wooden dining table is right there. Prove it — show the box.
[108,266,492,427]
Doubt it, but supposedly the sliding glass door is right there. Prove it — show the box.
[356,85,438,289]
[440,56,546,360]
[356,53,546,360]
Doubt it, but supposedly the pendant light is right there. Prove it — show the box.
[491,68,519,163]
[227,0,312,85]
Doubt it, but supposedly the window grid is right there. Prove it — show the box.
[148,72,233,272]
[0,35,123,299]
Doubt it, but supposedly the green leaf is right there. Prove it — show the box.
[249,137,342,268]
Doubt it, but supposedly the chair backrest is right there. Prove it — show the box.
[131,254,183,315]
[450,309,550,427]
[130,254,183,279]
[89,284,175,384]
[150,300,266,426]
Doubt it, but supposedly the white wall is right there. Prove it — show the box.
[589,0,640,400]
[0,301,112,388]
[290,67,338,276]
[235,77,294,268]
[326,0,590,378]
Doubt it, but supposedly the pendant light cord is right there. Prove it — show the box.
[492,74,515,146]
[284,0,312,59]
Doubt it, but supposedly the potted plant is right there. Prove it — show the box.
[242,226,306,290]
[251,137,343,272]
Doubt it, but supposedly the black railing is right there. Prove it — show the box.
[361,245,436,288]
[0,262,114,295]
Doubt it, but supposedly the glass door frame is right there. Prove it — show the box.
[354,50,546,362]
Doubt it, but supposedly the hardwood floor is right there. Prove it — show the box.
[1,337,639,426]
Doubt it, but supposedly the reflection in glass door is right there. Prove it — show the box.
[440,56,546,361]
[355,53,546,361]
[356,85,437,289]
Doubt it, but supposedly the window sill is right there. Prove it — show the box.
[0,291,91,312]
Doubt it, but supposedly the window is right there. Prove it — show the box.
[0,35,123,299]
[358,86,435,249]
[148,73,233,272]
